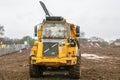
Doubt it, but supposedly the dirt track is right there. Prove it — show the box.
[0,48,120,80]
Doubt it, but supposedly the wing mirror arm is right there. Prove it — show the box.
[76,26,80,37]
[34,26,37,37]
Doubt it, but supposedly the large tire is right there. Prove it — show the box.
[69,57,81,79]
[29,65,43,77]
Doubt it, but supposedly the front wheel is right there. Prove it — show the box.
[69,57,81,79]
[29,64,43,77]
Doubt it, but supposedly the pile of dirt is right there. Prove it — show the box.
[0,48,120,80]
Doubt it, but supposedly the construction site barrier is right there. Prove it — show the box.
[0,44,28,56]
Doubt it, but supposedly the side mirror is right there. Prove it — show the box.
[76,33,80,37]
[76,26,80,37]
[34,26,37,37]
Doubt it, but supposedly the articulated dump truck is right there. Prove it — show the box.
[30,1,81,79]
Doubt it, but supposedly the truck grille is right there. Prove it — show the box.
[43,42,58,57]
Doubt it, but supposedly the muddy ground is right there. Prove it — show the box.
[0,48,120,80]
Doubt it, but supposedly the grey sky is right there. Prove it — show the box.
[0,0,120,40]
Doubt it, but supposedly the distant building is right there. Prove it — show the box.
[113,39,120,47]
[114,42,120,47]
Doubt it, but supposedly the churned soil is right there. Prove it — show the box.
[0,47,120,80]
[81,47,120,80]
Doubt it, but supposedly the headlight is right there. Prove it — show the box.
[59,42,65,46]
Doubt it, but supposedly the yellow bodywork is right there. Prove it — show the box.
[31,57,77,66]
[1,44,6,49]
[31,19,79,67]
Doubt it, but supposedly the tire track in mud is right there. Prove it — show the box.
[30,75,75,80]
[0,48,120,80]
[30,71,81,80]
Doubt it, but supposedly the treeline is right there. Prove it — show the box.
[0,36,35,46]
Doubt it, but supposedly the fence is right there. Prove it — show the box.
[0,44,27,56]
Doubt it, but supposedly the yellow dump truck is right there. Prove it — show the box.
[29,1,81,79]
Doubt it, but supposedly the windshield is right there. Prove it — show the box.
[42,22,68,39]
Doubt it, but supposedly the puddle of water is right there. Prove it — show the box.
[81,53,109,60]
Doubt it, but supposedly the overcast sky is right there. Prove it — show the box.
[0,0,120,40]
